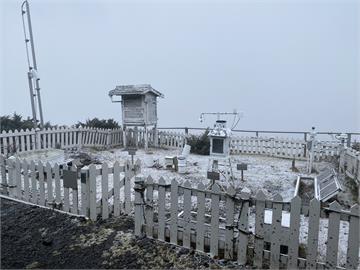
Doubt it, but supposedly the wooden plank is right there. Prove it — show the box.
[101,163,109,219]
[71,165,78,215]
[15,159,22,199]
[80,170,88,216]
[22,160,30,201]
[306,198,320,269]
[325,201,341,269]
[30,161,37,204]
[210,184,220,257]
[224,187,235,259]
[145,176,154,238]
[54,163,61,204]
[38,161,45,206]
[45,162,53,204]
[183,180,192,248]
[238,189,250,265]
[288,196,301,269]
[254,190,266,268]
[63,166,70,212]
[346,204,359,269]
[89,165,97,221]
[270,194,282,269]
[196,182,205,252]
[0,155,7,193]
[124,161,131,214]
[113,161,121,217]
[158,177,166,241]
[134,176,144,236]
[170,179,179,245]
[20,133,25,152]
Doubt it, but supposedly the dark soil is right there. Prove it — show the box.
[1,198,234,269]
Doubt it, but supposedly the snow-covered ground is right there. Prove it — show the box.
[89,147,309,201]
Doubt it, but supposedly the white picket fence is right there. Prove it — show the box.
[339,147,360,185]
[231,136,340,161]
[0,155,140,220]
[0,127,123,156]
[1,127,341,162]
[134,176,359,269]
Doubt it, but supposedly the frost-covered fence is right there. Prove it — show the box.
[0,155,139,220]
[339,148,360,185]
[134,177,359,269]
[231,136,340,161]
[0,127,123,156]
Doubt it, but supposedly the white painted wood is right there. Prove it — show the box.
[113,161,121,217]
[210,184,220,257]
[20,133,25,152]
[0,155,7,193]
[183,180,192,248]
[325,201,341,269]
[30,160,37,204]
[89,164,97,221]
[63,165,70,212]
[158,177,166,241]
[237,189,250,265]
[54,163,61,204]
[22,160,30,201]
[170,179,179,245]
[101,163,109,219]
[346,204,359,269]
[145,175,154,238]
[26,131,31,151]
[71,165,78,215]
[270,194,282,269]
[134,176,144,236]
[38,161,45,206]
[45,162,53,204]
[254,190,266,268]
[288,196,301,269]
[196,182,205,252]
[225,186,235,259]
[124,160,131,214]
[306,198,320,269]
[15,159,22,199]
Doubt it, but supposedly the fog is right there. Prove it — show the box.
[1,0,359,132]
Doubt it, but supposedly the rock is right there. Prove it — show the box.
[42,238,53,246]
[177,247,189,256]
[26,261,41,269]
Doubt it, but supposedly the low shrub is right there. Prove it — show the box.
[187,129,210,155]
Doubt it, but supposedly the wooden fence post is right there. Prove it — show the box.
[89,164,97,221]
[254,190,266,268]
[306,198,320,269]
[158,177,166,241]
[0,155,8,195]
[346,204,359,269]
[145,176,154,238]
[270,194,282,269]
[237,188,250,265]
[134,176,145,236]
[326,201,341,269]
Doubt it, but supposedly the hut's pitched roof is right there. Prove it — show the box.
[109,84,164,98]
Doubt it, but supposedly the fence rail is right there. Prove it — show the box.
[134,176,360,269]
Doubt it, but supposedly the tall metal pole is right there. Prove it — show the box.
[22,0,44,129]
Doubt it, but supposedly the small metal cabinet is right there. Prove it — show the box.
[208,120,231,157]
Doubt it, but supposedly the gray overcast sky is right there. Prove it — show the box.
[1,0,359,132]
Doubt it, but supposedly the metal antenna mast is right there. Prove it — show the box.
[21,0,44,129]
